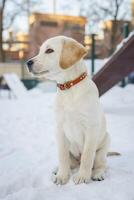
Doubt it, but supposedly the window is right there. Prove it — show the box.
[40,21,58,27]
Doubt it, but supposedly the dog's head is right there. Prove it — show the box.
[26,36,87,80]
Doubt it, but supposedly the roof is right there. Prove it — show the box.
[29,12,87,26]
[101,20,131,30]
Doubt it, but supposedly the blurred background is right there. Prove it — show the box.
[0,0,134,91]
[0,2,134,198]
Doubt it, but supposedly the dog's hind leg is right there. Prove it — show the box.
[69,152,80,169]
[92,134,110,181]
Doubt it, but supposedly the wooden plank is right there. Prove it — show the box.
[3,73,28,98]
[92,34,134,96]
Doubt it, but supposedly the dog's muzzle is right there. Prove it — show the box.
[26,60,34,72]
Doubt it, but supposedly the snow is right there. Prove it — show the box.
[0,84,134,200]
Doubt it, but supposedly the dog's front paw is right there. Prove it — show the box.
[73,172,91,184]
[52,167,58,175]
[52,172,70,185]
[92,169,105,181]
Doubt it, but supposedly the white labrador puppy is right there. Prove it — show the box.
[26,36,110,185]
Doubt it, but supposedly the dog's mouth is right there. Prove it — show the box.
[33,70,49,75]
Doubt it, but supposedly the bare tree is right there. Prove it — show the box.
[78,0,130,54]
[0,0,42,62]
[0,0,6,62]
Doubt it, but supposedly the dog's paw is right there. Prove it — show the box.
[52,167,58,175]
[52,173,70,185]
[92,169,105,181]
[73,173,91,184]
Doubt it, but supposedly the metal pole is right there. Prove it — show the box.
[123,23,129,38]
[21,59,25,79]
[91,34,96,76]
[27,0,30,33]
[53,0,56,14]
[120,23,129,87]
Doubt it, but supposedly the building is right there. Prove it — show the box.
[131,0,134,24]
[4,32,29,61]
[101,20,132,57]
[29,12,87,57]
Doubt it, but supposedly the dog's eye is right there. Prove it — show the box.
[45,48,54,54]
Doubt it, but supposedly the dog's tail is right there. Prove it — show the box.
[107,152,121,156]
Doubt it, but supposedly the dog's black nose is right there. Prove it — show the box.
[27,60,34,72]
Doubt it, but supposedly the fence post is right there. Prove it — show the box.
[19,50,25,79]
[91,34,96,76]
[120,23,129,87]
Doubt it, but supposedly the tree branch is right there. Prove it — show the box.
[3,11,20,30]
[97,5,114,17]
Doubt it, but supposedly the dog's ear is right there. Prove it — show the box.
[60,38,88,69]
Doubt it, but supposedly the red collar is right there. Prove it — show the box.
[57,72,87,90]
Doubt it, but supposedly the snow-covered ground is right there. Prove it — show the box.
[0,84,134,200]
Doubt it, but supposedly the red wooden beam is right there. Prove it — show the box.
[92,34,134,96]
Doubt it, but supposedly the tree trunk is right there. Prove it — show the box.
[0,0,6,62]
[109,0,119,55]
[0,8,4,62]
[109,20,118,55]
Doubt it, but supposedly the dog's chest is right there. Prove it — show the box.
[63,110,84,150]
